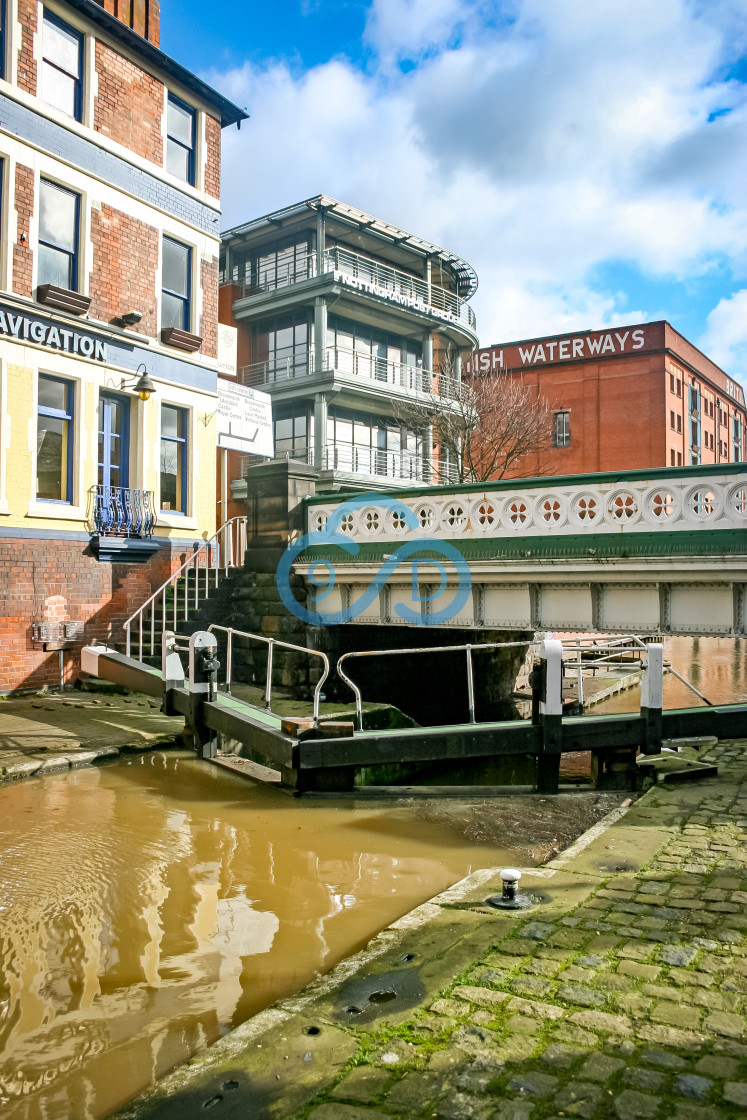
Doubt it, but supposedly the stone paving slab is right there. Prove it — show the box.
[0,692,183,781]
[111,737,747,1119]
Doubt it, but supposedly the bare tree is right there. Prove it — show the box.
[391,354,555,483]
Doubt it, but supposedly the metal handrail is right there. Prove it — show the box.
[123,517,247,661]
[238,247,477,330]
[337,640,535,730]
[559,635,713,708]
[315,444,462,485]
[207,624,330,725]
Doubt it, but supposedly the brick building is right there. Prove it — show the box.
[0,0,246,692]
[466,320,746,477]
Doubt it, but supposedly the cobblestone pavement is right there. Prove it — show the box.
[300,740,747,1120]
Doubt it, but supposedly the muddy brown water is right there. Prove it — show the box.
[0,751,543,1120]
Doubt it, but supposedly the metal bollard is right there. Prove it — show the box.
[486,868,534,911]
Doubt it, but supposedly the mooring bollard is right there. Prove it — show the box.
[640,642,664,755]
[486,868,534,911]
[188,631,220,758]
[537,638,563,794]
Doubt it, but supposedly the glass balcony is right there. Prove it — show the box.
[238,246,477,331]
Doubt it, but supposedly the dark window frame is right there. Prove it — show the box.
[37,372,74,503]
[553,410,571,448]
[166,92,196,186]
[161,236,192,332]
[41,8,84,121]
[0,0,7,82]
[160,403,188,514]
[38,178,80,291]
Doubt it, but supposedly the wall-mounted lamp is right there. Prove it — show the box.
[120,310,143,328]
[120,363,156,402]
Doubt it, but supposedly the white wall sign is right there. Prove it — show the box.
[217,379,273,457]
[218,323,238,377]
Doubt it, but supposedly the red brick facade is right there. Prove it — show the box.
[0,538,186,693]
[200,256,219,359]
[93,0,161,46]
[467,321,746,477]
[94,40,165,163]
[17,0,37,95]
[12,164,34,298]
[204,115,222,200]
[89,205,159,334]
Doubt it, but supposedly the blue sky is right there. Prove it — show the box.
[164,1,747,382]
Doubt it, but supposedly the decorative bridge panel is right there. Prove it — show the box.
[305,469,747,543]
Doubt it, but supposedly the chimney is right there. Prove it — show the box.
[93,1,161,47]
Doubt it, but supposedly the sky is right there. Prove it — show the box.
[163,0,747,383]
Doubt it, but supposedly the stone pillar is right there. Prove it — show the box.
[313,392,328,470]
[454,350,462,384]
[316,205,325,273]
[423,423,433,483]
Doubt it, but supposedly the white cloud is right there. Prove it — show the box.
[209,0,747,375]
[700,289,747,377]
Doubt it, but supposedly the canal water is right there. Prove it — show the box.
[0,752,507,1120]
[592,636,747,713]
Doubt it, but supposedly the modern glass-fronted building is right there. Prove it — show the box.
[220,196,479,490]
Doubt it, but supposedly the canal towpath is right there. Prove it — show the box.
[114,737,747,1120]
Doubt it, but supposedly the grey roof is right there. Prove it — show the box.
[222,195,478,298]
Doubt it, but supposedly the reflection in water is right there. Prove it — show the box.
[593,636,747,714]
[0,753,500,1120]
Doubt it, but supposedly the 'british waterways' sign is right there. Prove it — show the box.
[0,304,106,360]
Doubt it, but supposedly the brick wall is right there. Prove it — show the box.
[89,205,159,336]
[94,40,164,164]
[0,537,188,693]
[93,0,161,46]
[17,0,37,95]
[13,164,34,298]
[200,256,219,358]
[204,114,221,201]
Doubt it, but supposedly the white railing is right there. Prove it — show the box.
[240,346,462,401]
[207,624,330,724]
[237,247,477,331]
[305,469,747,541]
[315,443,462,485]
[124,517,247,661]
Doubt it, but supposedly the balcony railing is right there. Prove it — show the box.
[240,346,462,401]
[314,443,461,485]
[88,485,156,537]
[237,247,477,331]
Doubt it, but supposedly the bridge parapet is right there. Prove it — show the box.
[305,464,747,544]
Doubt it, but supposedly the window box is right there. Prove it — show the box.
[161,326,202,352]
[36,284,91,316]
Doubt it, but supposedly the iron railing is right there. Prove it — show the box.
[238,247,477,331]
[239,345,462,401]
[208,624,330,725]
[315,443,462,484]
[123,517,247,660]
[559,635,713,709]
[88,485,155,537]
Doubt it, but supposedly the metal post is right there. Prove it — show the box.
[577,639,584,712]
[466,644,476,723]
[640,642,663,755]
[265,640,274,710]
[226,629,232,695]
[313,392,327,470]
[188,631,220,758]
[538,638,563,794]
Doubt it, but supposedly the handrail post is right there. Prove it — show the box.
[226,629,232,695]
[125,622,130,658]
[466,645,476,723]
[265,639,274,711]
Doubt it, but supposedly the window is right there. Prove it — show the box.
[689,384,700,414]
[734,417,743,462]
[553,411,570,448]
[677,414,681,433]
[670,449,675,466]
[676,379,681,397]
[0,0,6,81]
[41,10,83,120]
[38,180,79,291]
[274,405,311,461]
[161,237,191,331]
[160,405,187,512]
[248,236,311,291]
[166,94,196,185]
[37,374,74,501]
[252,311,310,381]
[670,410,675,430]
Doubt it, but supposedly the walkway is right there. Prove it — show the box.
[117,738,747,1119]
